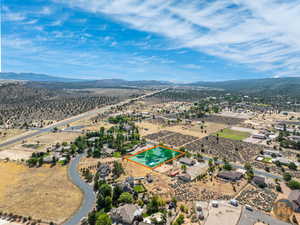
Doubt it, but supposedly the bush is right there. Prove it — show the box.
[288,180,300,190]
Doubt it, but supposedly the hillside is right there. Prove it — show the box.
[190,77,300,96]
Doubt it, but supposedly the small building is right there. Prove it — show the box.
[111,204,142,225]
[178,173,192,182]
[217,171,243,182]
[288,190,300,212]
[289,135,300,142]
[179,157,195,166]
[87,137,100,142]
[43,156,53,163]
[263,149,282,158]
[126,176,135,187]
[252,133,267,139]
[252,176,266,187]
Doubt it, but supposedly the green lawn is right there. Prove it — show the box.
[214,128,250,141]
[133,184,146,193]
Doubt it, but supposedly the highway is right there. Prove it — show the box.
[0,88,168,149]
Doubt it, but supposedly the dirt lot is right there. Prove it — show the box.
[0,129,26,143]
[0,161,82,224]
[137,121,227,139]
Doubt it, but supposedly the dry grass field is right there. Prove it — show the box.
[0,161,82,224]
[138,121,227,139]
[0,129,26,143]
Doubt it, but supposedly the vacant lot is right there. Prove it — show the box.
[0,162,82,224]
[214,128,251,141]
[0,129,26,143]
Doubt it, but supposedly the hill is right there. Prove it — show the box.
[190,77,300,96]
[0,72,84,82]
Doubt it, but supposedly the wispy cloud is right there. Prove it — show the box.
[58,0,300,77]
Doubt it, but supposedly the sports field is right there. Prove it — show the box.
[127,145,184,169]
[214,128,250,141]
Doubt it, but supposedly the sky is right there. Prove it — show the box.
[1,0,300,82]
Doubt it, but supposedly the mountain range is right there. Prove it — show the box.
[1,72,300,96]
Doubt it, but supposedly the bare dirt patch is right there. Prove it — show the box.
[0,162,82,224]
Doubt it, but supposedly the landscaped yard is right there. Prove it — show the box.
[133,184,146,193]
[214,128,250,141]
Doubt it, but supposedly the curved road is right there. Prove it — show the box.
[64,153,96,225]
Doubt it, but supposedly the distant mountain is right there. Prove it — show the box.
[190,77,300,96]
[0,72,84,82]
[0,72,171,88]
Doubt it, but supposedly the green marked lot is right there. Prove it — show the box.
[214,128,250,141]
[129,146,182,168]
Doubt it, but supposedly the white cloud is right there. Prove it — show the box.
[57,0,300,77]
[182,64,202,70]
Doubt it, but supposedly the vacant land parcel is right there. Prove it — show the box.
[0,162,82,224]
[126,145,184,169]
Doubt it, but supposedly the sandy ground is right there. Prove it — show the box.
[0,161,82,224]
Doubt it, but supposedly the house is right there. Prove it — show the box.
[126,176,135,187]
[43,156,53,163]
[263,149,282,158]
[102,146,115,155]
[252,176,266,187]
[178,173,192,182]
[187,163,208,179]
[111,204,142,225]
[179,157,195,166]
[87,137,100,142]
[288,190,300,212]
[289,135,300,142]
[144,212,165,224]
[217,171,243,182]
[252,133,267,139]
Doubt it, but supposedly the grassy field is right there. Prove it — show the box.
[0,162,82,224]
[214,128,250,141]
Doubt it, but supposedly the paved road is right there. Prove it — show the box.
[0,88,168,149]
[63,153,95,225]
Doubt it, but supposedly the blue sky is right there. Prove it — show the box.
[1,0,300,82]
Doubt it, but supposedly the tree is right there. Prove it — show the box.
[104,196,112,212]
[112,185,123,205]
[289,162,297,171]
[112,161,124,178]
[99,184,112,197]
[96,213,112,225]
[283,172,292,182]
[223,162,232,171]
[288,180,300,190]
[88,210,97,225]
[118,192,133,204]
[147,196,165,214]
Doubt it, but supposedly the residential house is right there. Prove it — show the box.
[179,157,195,166]
[289,190,300,212]
[217,171,243,182]
[111,204,142,225]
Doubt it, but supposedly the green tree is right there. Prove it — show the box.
[99,184,112,197]
[112,161,124,178]
[288,180,300,190]
[283,172,292,182]
[96,213,112,225]
[118,192,133,204]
